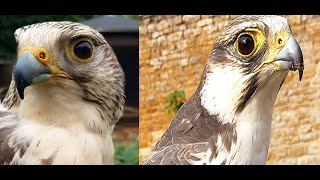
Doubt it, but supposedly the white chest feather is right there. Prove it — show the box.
[201,67,288,165]
[9,86,114,165]
[201,67,252,124]
[9,122,114,165]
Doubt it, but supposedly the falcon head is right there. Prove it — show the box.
[12,22,125,126]
[143,15,304,165]
[202,15,304,121]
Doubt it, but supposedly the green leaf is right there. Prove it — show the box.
[114,135,139,165]
[165,90,186,116]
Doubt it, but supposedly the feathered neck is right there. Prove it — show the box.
[2,75,20,112]
[18,84,111,136]
[200,65,287,124]
[199,65,288,164]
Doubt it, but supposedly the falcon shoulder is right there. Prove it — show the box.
[143,82,237,165]
[0,101,18,164]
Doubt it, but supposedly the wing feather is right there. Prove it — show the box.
[144,82,237,165]
[144,143,208,165]
[0,101,18,164]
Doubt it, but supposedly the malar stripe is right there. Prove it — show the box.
[235,73,259,113]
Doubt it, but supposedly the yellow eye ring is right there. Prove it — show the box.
[234,28,265,59]
[67,38,94,63]
[235,32,257,58]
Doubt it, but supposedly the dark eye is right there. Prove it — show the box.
[238,34,254,55]
[73,41,93,60]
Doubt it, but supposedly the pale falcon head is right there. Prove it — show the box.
[4,21,125,126]
[0,21,125,165]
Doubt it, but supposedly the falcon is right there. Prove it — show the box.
[143,15,304,165]
[0,21,125,164]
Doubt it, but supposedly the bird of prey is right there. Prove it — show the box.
[0,21,125,164]
[143,15,304,165]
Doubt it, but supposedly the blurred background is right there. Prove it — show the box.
[0,15,139,165]
[139,15,320,164]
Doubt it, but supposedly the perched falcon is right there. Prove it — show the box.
[0,21,125,164]
[143,15,304,165]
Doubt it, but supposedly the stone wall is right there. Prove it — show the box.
[139,15,320,164]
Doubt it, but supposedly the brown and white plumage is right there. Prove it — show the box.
[143,15,304,165]
[0,21,125,164]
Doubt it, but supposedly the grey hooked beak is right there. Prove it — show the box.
[14,50,52,100]
[274,36,304,81]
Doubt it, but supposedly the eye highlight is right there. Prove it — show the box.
[238,34,254,55]
[67,38,95,63]
[234,28,265,59]
[74,41,93,60]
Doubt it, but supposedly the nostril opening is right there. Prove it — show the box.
[39,52,46,59]
[278,38,282,45]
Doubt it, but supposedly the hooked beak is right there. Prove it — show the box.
[14,50,52,99]
[274,36,304,81]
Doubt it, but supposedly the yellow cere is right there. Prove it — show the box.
[255,30,290,71]
[18,45,62,74]
[18,45,50,64]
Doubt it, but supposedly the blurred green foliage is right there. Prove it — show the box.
[165,90,186,117]
[0,15,97,60]
[114,133,139,165]
[123,15,139,19]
